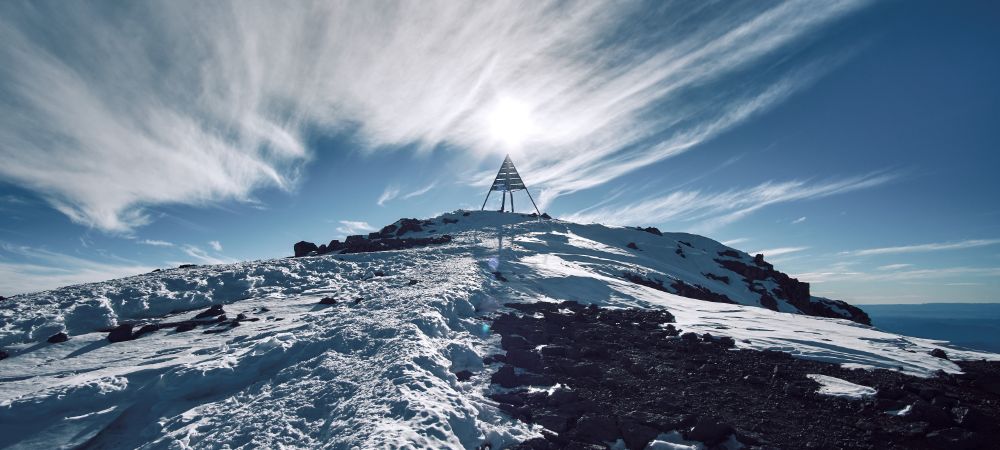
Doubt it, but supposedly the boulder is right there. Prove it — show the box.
[175,322,197,332]
[293,241,318,257]
[619,419,660,450]
[396,218,423,236]
[626,242,638,250]
[492,364,518,388]
[687,417,734,445]
[574,414,618,442]
[178,264,198,269]
[454,370,473,382]
[136,324,159,337]
[930,348,949,360]
[638,226,662,236]
[47,332,69,343]
[194,304,225,319]
[319,297,338,305]
[107,324,135,343]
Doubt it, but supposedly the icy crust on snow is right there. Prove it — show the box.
[1,211,998,449]
[806,374,877,399]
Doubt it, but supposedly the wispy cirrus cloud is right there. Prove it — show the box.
[796,266,1000,284]
[564,172,896,232]
[0,0,870,231]
[752,247,809,258]
[208,240,223,252]
[0,242,154,295]
[876,263,914,271]
[792,216,807,224]
[840,239,1000,257]
[180,244,230,265]
[138,239,174,247]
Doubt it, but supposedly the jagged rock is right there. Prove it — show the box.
[506,348,543,371]
[904,400,953,427]
[47,332,69,343]
[396,218,423,236]
[0,295,6,301]
[178,264,198,269]
[136,324,159,337]
[319,297,337,305]
[294,241,318,257]
[574,414,619,442]
[107,324,135,343]
[345,235,366,245]
[626,242,638,249]
[930,348,949,359]
[407,279,419,286]
[619,418,660,450]
[687,417,735,445]
[492,365,518,388]
[374,270,386,277]
[540,213,551,219]
[454,370,473,382]
[175,323,196,332]
[194,304,225,319]
[638,226,662,236]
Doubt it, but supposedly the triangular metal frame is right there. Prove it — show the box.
[481,154,541,215]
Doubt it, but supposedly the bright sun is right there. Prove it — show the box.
[487,96,534,148]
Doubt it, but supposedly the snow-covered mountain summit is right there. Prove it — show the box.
[0,211,997,449]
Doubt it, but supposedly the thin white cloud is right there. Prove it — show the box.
[721,238,750,247]
[377,186,400,207]
[564,172,895,232]
[841,239,1000,257]
[795,266,1000,284]
[139,239,174,247]
[0,242,154,295]
[402,182,438,200]
[0,1,870,231]
[180,245,229,265]
[751,247,809,258]
[792,216,807,224]
[208,240,223,252]
[336,220,375,236]
[876,263,913,271]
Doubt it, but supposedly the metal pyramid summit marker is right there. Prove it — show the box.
[481,154,541,214]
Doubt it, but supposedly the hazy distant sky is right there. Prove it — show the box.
[1,0,998,303]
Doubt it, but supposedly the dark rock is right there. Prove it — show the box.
[626,242,639,250]
[47,332,69,343]
[345,235,367,245]
[454,370,473,382]
[319,297,337,305]
[904,400,953,427]
[194,304,225,319]
[534,412,574,433]
[638,226,662,236]
[463,212,471,216]
[178,264,198,269]
[395,218,423,236]
[107,324,135,343]
[574,414,618,442]
[680,332,699,342]
[374,270,386,277]
[492,365,518,388]
[0,295,6,301]
[540,213,551,219]
[718,249,741,258]
[443,218,459,224]
[718,336,736,348]
[687,417,735,445]
[540,345,568,357]
[236,313,248,320]
[926,427,985,449]
[175,323,196,332]
[951,406,991,431]
[493,271,508,282]
[675,246,685,258]
[367,232,382,240]
[407,279,419,286]
[753,253,768,266]
[135,324,159,337]
[703,272,730,284]
[491,392,526,406]
[930,348,949,360]
[151,269,162,273]
[0,349,8,360]
[293,240,319,257]
[619,419,660,450]
[507,348,543,372]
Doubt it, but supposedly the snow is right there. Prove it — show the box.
[807,374,877,399]
[0,210,997,448]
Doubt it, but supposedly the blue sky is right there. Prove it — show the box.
[1,0,998,303]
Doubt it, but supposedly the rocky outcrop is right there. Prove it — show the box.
[622,272,735,304]
[491,302,1000,449]
[714,252,871,325]
[292,217,453,257]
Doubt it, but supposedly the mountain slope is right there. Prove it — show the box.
[0,211,996,449]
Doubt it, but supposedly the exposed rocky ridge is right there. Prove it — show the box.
[489,301,1000,449]
[293,218,452,257]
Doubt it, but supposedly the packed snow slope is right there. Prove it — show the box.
[0,211,997,449]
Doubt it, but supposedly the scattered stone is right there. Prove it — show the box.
[455,370,473,382]
[408,279,419,286]
[354,297,363,304]
[319,297,338,305]
[107,324,135,343]
[47,332,69,343]
[194,304,225,319]
[374,270,386,277]
[637,226,662,236]
[930,348,949,360]
[626,242,638,250]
